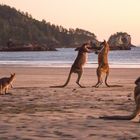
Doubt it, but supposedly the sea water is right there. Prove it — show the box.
[0,47,140,68]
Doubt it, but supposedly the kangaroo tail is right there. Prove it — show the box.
[99,110,137,120]
[50,85,66,88]
[50,71,72,88]
[105,72,123,87]
[108,85,123,87]
[104,71,123,87]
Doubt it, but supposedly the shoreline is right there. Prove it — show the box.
[0,63,140,68]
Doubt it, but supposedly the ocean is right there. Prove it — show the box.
[0,47,140,68]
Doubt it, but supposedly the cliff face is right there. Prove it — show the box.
[108,32,136,50]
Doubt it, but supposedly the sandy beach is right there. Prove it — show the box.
[0,67,140,140]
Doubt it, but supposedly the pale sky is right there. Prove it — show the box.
[1,0,140,45]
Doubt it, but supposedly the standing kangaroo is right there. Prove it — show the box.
[94,40,110,88]
[0,73,15,94]
[100,77,140,122]
[50,43,93,88]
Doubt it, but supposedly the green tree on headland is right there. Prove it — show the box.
[0,4,96,50]
[0,4,135,51]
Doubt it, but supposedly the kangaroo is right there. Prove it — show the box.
[50,43,93,88]
[99,77,140,122]
[94,40,110,88]
[0,73,16,94]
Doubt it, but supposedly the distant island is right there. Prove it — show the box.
[0,4,136,51]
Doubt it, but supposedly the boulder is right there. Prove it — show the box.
[108,32,136,50]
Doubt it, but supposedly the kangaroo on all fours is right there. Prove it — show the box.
[0,73,16,95]
[50,42,94,88]
[100,76,140,122]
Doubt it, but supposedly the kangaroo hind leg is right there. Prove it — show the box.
[76,71,85,88]
[105,71,110,87]
[5,87,8,94]
[95,69,103,88]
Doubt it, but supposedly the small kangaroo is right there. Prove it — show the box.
[0,73,16,94]
[100,77,140,122]
[50,43,93,88]
[94,40,110,88]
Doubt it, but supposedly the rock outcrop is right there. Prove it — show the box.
[108,32,136,50]
[0,40,57,52]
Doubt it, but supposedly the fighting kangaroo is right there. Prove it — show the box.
[94,40,110,88]
[100,77,140,122]
[50,42,93,88]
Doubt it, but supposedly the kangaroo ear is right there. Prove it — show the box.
[75,47,80,51]
[11,73,15,76]
[103,40,107,43]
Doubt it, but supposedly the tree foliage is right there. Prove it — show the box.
[0,4,96,48]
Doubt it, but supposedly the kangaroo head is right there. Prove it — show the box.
[100,40,107,47]
[10,73,16,80]
[99,40,110,52]
[75,43,91,52]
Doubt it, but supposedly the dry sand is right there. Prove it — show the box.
[0,67,140,140]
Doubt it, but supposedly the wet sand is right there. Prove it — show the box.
[0,67,140,140]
